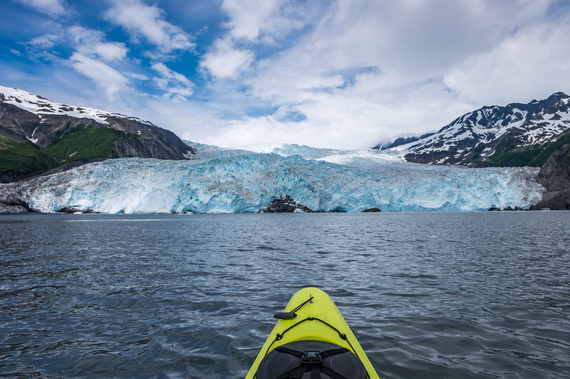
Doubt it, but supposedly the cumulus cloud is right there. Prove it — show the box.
[69,52,128,98]
[200,0,312,79]
[15,0,67,16]
[200,37,254,79]
[105,0,194,53]
[443,18,570,105]
[205,73,472,149]
[9,0,568,150]
[221,0,305,42]
[192,0,570,148]
[290,0,554,79]
[151,63,193,100]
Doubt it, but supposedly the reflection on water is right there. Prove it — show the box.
[1,212,569,378]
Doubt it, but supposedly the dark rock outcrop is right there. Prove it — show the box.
[531,144,570,210]
[259,195,313,213]
[488,206,524,211]
[57,207,98,214]
[0,202,28,214]
[0,169,30,183]
[362,207,382,212]
[0,197,34,213]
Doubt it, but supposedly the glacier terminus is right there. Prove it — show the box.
[0,142,544,214]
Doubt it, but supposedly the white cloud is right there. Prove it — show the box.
[200,37,254,79]
[135,99,228,143]
[191,0,569,148]
[21,34,62,62]
[294,74,344,90]
[67,26,128,62]
[63,27,130,100]
[151,63,193,100]
[12,0,568,150]
[105,0,194,53]
[91,43,128,62]
[294,0,554,78]
[443,18,570,105]
[203,73,473,149]
[221,0,305,42]
[27,34,59,49]
[69,52,128,98]
[15,0,67,16]
[128,72,149,80]
[200,0,311,79]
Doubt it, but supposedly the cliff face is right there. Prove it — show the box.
[104,115,194,160]
[531,144,570,210]
[0,87,194,182]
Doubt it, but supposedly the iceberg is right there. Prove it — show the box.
[0,143,544,213]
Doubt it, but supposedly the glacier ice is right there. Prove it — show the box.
[0,143,544,214]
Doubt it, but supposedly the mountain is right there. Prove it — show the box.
[374,133,435,150]
[0,86,195,182]
[531,143,570,210]
[386,92,570,167]
[0,143,543,214]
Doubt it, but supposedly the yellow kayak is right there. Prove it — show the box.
[246,287,380,379]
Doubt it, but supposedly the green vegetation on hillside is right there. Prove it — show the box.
[43,127,117,163]
[1,126,119,180]
[487,132,570,167]
[0,140,56,173]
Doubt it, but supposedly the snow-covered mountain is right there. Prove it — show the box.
[0,86,194,182]
[0,142,543,214]
[0,86,155,129]
[388,92,570,167]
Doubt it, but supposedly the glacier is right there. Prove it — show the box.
[0,142,544,214]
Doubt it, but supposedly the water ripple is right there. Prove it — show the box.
[1,212,570,378]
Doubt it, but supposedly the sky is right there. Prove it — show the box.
[1,0,570,149]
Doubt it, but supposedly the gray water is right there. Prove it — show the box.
[1,212,569,378]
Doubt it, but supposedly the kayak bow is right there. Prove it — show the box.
[246,287,379,379]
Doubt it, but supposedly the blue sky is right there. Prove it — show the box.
[1,0,570,148]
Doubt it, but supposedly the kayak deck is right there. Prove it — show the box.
[246,287,379,379]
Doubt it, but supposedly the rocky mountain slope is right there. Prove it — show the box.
[530,144,570,210]
[0,86,194,182]
[385,92,570,167]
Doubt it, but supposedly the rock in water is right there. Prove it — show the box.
[362,207,382,212]
[259,195,312,213]
[56,207,98,214]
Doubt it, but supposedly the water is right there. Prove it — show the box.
[1,212,569,378]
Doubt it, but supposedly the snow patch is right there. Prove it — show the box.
[0,85,153,126]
